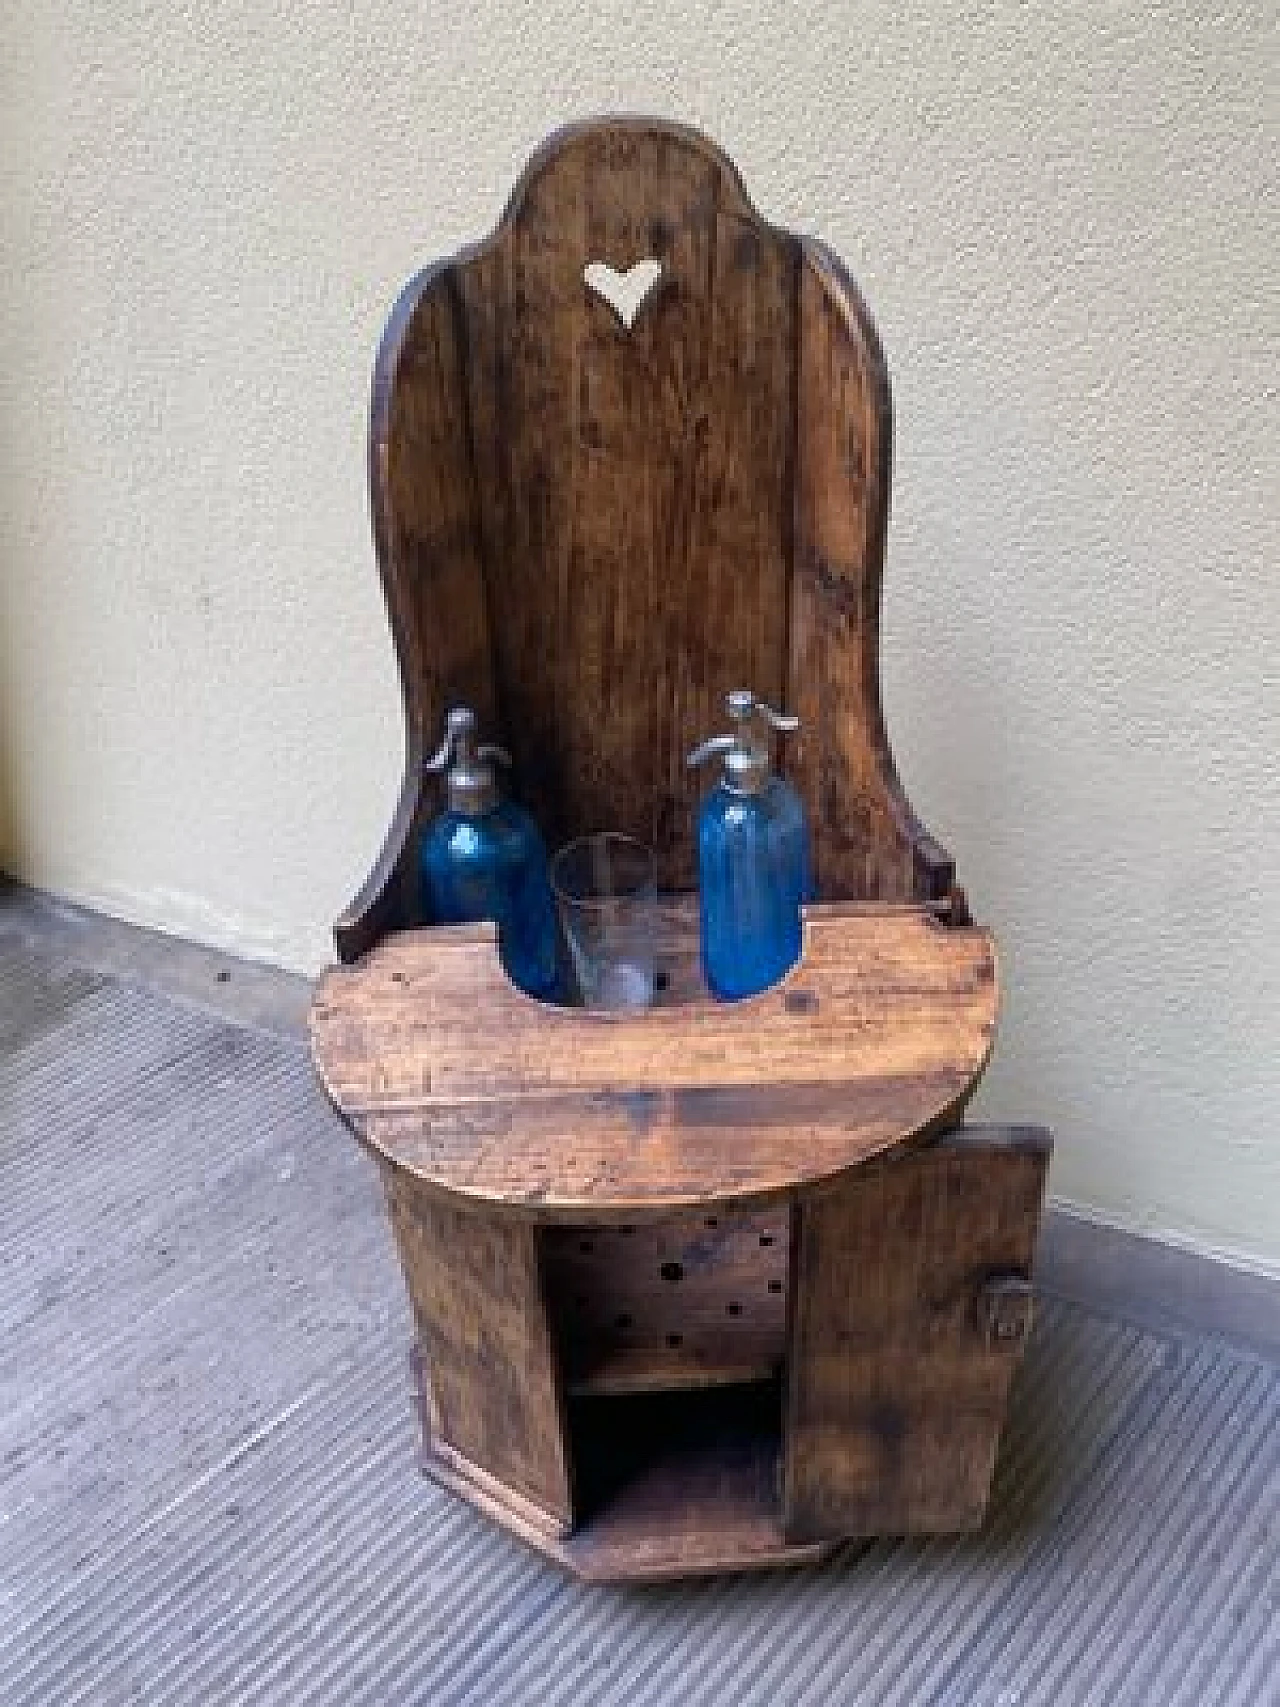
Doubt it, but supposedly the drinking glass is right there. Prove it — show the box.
[550,833,658,1010]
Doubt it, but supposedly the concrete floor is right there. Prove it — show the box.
[1,884,1277,1705]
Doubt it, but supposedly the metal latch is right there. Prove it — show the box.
[978,1274,1035,1348]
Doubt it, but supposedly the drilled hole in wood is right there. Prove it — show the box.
[768,1280,783,1294]
[666,1333,683,1348]
[705,1217,718,1229]
[727,1302,743,1316]
[660,1261,683,1283]
[759,1234,775,1247]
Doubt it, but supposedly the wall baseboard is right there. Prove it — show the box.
[4,877,1278,1363]
[1036,1202,1280,1364]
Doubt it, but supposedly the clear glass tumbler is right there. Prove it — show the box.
[550,833,658,1010]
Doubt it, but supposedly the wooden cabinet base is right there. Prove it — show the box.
[417,1374,837,1582]
[420,1438,836,1582]
[391,1125,1051,1581]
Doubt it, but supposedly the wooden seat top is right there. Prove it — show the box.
[309,902,998,1221]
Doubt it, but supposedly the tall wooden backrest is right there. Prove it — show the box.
[337,119,955,962]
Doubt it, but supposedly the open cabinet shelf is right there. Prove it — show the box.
[421,1371,832,1581]
[560,1379,826,1580]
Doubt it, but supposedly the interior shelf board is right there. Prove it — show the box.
[565,1345,784,1397]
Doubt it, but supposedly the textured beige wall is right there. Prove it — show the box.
[2,2,1276,1266]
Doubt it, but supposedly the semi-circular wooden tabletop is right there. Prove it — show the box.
[309,901,998,1222]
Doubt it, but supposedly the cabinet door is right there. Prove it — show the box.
[782,1125,1051,1541]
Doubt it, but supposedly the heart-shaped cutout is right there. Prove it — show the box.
[583,258,664,330]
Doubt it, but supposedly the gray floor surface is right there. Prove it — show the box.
[1,890,1277,1705]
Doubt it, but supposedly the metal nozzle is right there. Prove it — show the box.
[425,707,509,814]
[686,690,800,794]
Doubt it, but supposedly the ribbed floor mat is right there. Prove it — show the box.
[1,928,1275,1705]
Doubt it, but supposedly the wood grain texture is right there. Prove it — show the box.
[384,1170,573,1526]
[541,1208,790,1394]
[782,1124,1052,1542]
[423,1380,833,1582]
[310,902,998,1218]
[790,241,955,903]
[457,121,797,886]
[319,120,1051,1578]
[335,261,500,962]
[561,1380,819,1580]
[334,118,956,959]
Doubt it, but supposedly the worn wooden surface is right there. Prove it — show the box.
[382,1124,1050,1577]
[789,242,955,903]
[335,117,956,960]
[398,1127,1050,1578]
[560,1381,827,1580]
[422,1380,833,1582]
[541,1208,790,1394]
[335,262,501,962]
[459,124,796,887]
[311,902,998,1218]
[782,1124,1053,1542]
[384,1171,573,1527]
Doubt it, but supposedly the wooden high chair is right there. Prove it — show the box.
[310,118,1052,1581]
